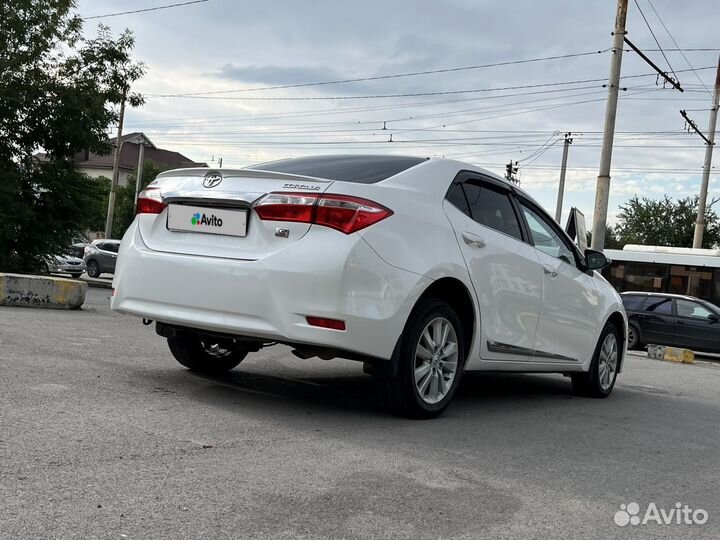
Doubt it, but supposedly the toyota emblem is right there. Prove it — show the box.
[203,173,223,188]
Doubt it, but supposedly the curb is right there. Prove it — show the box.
[647,345,695,364]
[80,277,114,290]
[0,273,87,309]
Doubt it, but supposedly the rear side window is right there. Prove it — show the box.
[445,183,470,216]
[622,295,646,311]
[462,182,523,241]
[644,297,672,315]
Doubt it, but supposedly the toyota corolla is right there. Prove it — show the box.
[111,155,627,417]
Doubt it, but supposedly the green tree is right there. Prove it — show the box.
[0,0,144,272]
[110,161,170,238]
[587,226,622,250]
[614,195,720,249]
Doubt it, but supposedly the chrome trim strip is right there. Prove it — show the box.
[487,340,578,362]
[162,191,258,208]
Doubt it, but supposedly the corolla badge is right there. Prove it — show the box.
[203,172,223,188]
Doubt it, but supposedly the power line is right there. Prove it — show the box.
[145,66,716,101]
[645,0,713,97]
[632,0,678,80]
[150,50,610,97]
[83,0,208,20]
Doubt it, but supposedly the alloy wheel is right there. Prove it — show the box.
[414,317,459,405]
[598,333,618,391]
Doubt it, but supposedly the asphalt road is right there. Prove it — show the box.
[1,288,719,539]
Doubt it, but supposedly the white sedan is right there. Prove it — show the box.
[111,155,627,417]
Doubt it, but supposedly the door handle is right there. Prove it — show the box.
[542,264,558,278]
[461,232,486,249]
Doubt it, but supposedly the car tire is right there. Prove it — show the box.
[86,260,101,278]
[627,322,641,350]
[70,273,82,279]
[167,332,248,374]
[572,322,620,398]
[376,298,465,418]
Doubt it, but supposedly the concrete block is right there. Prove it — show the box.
[646,344,695,364]
[0,273,87,309]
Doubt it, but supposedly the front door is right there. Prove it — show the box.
[673,298,720,352]
[516,198,600,364]
[443,176,544,361]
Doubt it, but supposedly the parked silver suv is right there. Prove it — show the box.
[84,239,121,278]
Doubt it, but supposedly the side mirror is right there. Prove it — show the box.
[708,313,719,324]
[585,249,610,271]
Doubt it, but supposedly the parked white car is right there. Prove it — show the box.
[112,155,627,417]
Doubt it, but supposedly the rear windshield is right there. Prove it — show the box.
[621,295,646,311]
[249,155,428,184]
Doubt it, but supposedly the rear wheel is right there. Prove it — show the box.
[627,323,641,350]
[572,323,620,398]
[376,299,465,418]
[86,260,101,278]
[167,332,248,374]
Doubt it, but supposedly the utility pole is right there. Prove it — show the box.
[133,139,145,209]
[505,160,518,184]
[692,54,720,248]
[590,0,628,251]
[555,132,573,223]
[104,97,126,239]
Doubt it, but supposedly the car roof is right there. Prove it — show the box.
[621,291,699,301]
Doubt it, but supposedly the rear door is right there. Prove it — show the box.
[515,197,600,363]
[443,174,543,361]
[637,296,676,346]
[673,298,720,352]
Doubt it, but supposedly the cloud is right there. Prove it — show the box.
[214,64,344,86]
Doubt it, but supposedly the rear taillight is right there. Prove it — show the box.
[254,192,392,234]
[136,187,166,214]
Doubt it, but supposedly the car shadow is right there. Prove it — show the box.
[177,367,580,420]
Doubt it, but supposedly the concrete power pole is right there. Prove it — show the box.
[590,0,629,251]
[555,133,573,223]
[104,98,126,239]
[133,140,145,209]
[692,55,720,249]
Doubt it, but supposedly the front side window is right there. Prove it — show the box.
[676,299,714,320]
[462,181,523,241]
[519,202,575,265]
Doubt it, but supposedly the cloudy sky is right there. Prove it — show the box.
[76,0,720,224]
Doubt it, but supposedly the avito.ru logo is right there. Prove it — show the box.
[191,212,223,227]
[614,502,708,527]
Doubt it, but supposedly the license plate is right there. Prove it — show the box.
[167,204,248,237]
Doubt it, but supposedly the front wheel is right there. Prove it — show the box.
[572,323,620,398]
[167,332,248,374]
[86,260,101,278]
[376,299,465,418]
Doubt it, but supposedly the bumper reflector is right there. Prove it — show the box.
[306,316,346,331]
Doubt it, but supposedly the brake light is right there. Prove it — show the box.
[136,187,166,214]
[306,316,346,331]
[254,192,392,234]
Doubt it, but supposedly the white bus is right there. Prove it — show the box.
[602,245,720,306]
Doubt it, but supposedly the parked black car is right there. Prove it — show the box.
[621,292,720,353]
[83,239,121,278]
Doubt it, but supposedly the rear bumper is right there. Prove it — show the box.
[111,222,429,360]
